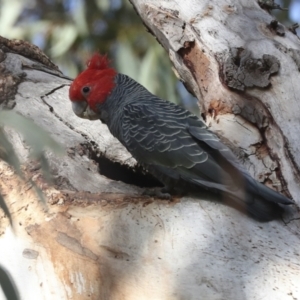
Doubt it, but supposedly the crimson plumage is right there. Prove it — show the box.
[69,53,294,221]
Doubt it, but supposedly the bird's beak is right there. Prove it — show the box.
[71,101,99,120]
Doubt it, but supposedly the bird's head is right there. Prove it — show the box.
[69,53,116,119]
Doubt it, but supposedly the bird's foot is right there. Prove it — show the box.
[142,187,171,200]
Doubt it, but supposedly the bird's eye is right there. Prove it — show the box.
[82,86,91,95]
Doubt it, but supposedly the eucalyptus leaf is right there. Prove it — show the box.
[95,0,110,12]
[30,179,47,206]
[0,111,63,209]
[0,0,24,38]
[0,265,19,300]
[0,194,12,227]
[39,153,52,184]
[50,24,78,57]
[139,48,157,94]
[116,42,140,80]
[26,21,52,39]
[0,128,22,177]
[163,67,179,104]
[72,0,89,36]
[0,111,64,157]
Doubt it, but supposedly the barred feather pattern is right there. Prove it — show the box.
[96,74,294,221]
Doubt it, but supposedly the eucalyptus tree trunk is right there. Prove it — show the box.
[130,0,300,201]
[0,0,300,299]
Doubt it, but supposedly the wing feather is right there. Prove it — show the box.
[121,101,233,187]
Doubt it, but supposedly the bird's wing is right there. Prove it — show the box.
[120,100,293,209]
[187,125,251,178]
[121,101,238,187]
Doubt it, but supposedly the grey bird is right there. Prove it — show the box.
[69,53,294,222]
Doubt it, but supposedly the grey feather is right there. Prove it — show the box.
[96,74,294,221]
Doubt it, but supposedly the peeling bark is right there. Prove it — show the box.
[221,47,280,90]
[1,0,300,299]
[130,0,300,201]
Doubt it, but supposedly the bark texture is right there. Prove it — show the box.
[130,0,300,201]
[0,0,300,298]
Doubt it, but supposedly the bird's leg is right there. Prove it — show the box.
[142,186,172,200]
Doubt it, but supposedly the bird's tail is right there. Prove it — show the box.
[183,176,294,222]
[238,194,284,222]
[226,180,294,222]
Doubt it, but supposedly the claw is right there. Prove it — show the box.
[142,188,171,200]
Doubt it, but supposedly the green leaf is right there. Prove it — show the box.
[0,128,22,177]
[30,179,47,206]
[72,1,89,36]
[39,153,52,184]
[0,265,19,300]
[116,42,140,80]
[0,194,12,227]
[0,111,64,210]
[139,48,157,94]
[0,0,24,38]
[50,24,78,57]
[95,0,110,12]
[0,111,64,158]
